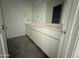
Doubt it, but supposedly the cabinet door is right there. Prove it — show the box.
[26,25,32,38]
[40,33,59,57]
[30,29,36,42]
[31,29,41,47]
[26,25,30,36]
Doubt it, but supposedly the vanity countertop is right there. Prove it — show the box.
[25,22,62,32]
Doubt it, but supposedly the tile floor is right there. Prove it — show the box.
[7,35,48,58]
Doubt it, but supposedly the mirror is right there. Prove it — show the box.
[52,4,62,23]
[32,0,65,24]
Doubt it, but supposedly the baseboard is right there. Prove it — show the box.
[0,54,10,58]
[7,34,26,39]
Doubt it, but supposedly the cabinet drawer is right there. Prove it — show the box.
[32,27,61,40]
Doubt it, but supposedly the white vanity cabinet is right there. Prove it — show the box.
[26,24,41,47]
[25,23,61,58]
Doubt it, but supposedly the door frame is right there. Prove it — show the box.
[57,0,79,58]
[71,31,79,57]
[64,0,79,57]
[0,1,9,58]
[57,0,74,57]
[0,34,6,58]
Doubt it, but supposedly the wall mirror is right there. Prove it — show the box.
[32,0,65,25]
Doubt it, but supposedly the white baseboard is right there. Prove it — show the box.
[0,54,10,58]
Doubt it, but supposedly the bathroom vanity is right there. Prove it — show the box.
[25,22,62,57]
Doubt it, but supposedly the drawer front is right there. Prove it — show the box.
[32,27,61,40]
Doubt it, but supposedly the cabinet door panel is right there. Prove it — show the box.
[40,33,59,57]
[31,29,41,47]
[26,25,30,36]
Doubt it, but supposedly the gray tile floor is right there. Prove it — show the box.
[7,35,48,58]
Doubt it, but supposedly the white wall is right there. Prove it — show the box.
[32,0,47,23]
[1,0,33,38]
[0,0,1,8]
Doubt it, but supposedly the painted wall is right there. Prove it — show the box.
[32,0,47,23]
[0,0,1,8]
[1,0,33,38]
